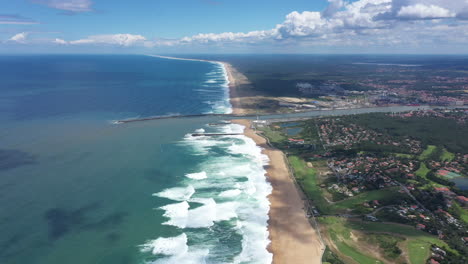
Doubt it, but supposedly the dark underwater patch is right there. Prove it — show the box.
[0,149,36,171]
[44,203,128,241]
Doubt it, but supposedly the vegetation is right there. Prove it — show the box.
[320,217,383,264]
[288,155,331,213]
[415,162,430,178]
[419,145,437,161]
[362,233,404,260]
[322,247,345,264]
[260,111,468,264]
[345,113,468,154]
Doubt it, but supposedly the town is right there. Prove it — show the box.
[258,109,468,264]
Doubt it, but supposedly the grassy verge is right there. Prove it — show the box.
[288,155,331,213]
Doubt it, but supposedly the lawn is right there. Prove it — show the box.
[415,162,430,178]
[335,240,383,264]
[406,240,431,264]
[320,218,454,264]
[333,188,400,211]
[346,220,454,264]
[440,148,455,162]
[259,126,285,144]
[419,145,437,161]
[288,155,331,213]
[320,217,384,264]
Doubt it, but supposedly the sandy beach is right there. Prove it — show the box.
[222,62,249,115]
[233,119,324,264]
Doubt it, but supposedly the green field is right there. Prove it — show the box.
[321,217,452,264]
[288,155,331,213]
[440,148,455,162]
[321,217,383,264]
[259,126,285,144]
[415,162,430,178]
[347,219,454,263]
[336,240,383,264]
[419,145,437,160]
[407,240,431,264]
[333,188,400,210]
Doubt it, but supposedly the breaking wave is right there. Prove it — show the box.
[142,123,272,263]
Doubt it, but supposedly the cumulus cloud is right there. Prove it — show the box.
[18,0,468,51]
[322,0,345,18]
[0,14,39,25]
[378,0,466,20]
[169,0,468,46]
[54,34,147,46]
[8,32,29,43]
[397,4,454,19]
[33,0,93,12]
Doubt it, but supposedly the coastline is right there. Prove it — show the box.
[147,54,245,115]
[233,119,324,264]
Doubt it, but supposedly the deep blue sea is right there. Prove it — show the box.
[0,55,271,264]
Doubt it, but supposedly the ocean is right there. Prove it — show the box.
[0,55,271,264]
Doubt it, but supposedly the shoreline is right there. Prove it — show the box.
[146,54,244,115]
[233,119,324,264]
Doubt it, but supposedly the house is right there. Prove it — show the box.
[416,223,426,230]
[288,138,305,144]
[456,196,468,206]
[434,187,450,192]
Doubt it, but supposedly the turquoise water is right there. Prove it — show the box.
[0,55,271,264]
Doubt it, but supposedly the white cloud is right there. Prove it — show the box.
[34,0,93,12]
[54,38,67,44]
[397,4,455,19]
[0,14,39,25]
[55,34,147,46]
[167,0,468,46]
[8,32,28,43]
[22,0,468,51]
[322,0,345,18]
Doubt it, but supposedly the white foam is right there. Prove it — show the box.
[141,233,209,264]
[140,233,188,256]
[161,198,239,229]
[153,186,195,201]
[160,201,190,228]
[206,62,232,114]
[185,171,207,180]
[153,123,272,263]
[219,189,242,197]
[150,249,209,264]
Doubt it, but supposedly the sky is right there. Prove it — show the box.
[1,0,468,54]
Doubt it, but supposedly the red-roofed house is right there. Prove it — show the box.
[288,138,304,144]
[434,187,450,192]
[456,196,468,206]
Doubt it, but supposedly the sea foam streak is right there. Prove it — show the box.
[147,55,232,115]
[144,124,272,263]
